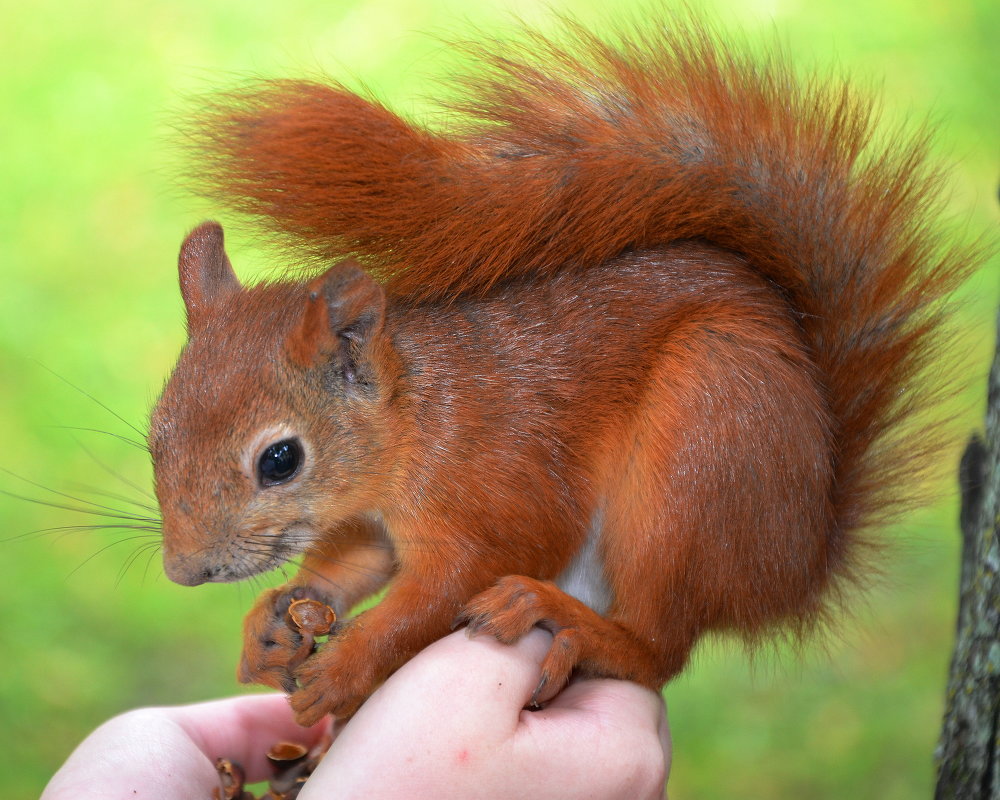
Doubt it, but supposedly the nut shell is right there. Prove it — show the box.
[287,599,336,636]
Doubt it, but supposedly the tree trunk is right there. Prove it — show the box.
[935,312,1000,798]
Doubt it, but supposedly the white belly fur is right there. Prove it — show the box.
[554,509,612,615]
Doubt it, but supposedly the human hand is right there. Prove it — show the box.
[310,628,670,799]
[40,693,329,800]
[42,628,670,799]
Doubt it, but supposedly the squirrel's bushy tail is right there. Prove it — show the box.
[190,17,979,542]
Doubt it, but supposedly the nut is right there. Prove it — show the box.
[287,599,337,636]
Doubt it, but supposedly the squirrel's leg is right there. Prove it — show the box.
[289,536,490,724]
[459,308,833,703]
[455,432,700,704]
[453,354,705,702]
[238,516,396,691]
[457,574,689,705]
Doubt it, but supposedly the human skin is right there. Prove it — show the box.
[42,629,671,799]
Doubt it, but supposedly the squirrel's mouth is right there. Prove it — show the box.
[163,523,312,585]
[220,523,313,583]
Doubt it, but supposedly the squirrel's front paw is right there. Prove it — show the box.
[290,644,376,726]
[457,575,584,706]
[238,585,334,692]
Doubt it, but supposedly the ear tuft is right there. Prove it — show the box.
[178,221,241,330]
[285,260,386,374]
[286,287,335,367]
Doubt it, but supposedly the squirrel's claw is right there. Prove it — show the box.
[290,645,371,724]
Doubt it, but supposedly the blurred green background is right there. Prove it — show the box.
[0,0,996,797]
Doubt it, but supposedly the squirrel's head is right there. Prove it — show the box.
[150,222,397,586]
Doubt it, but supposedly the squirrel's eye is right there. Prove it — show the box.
[258,438,303,486]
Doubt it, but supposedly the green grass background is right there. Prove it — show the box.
[0,0,996,797]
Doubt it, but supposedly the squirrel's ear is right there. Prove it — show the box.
[178,221,241,330]
[286,260,386,379]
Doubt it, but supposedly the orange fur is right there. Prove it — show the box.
[152,17,980,724]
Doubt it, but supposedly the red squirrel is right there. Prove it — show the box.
[149,17,978,725]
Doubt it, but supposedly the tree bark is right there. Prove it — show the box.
[935,312,1000,798]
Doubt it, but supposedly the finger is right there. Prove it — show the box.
[168,693,329,782]
[512,680,671,799]
[304,630,554,798]
[656,695,672,785]
[41,709,220,800]
[323,626,553,759]
[530,678,671,766]
[396,627,553,720]
[561,682,673,781]
[546,677,666,729]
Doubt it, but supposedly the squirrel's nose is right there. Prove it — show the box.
[163,552,221,586]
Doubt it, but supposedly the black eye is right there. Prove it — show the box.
[258,438,303,486]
